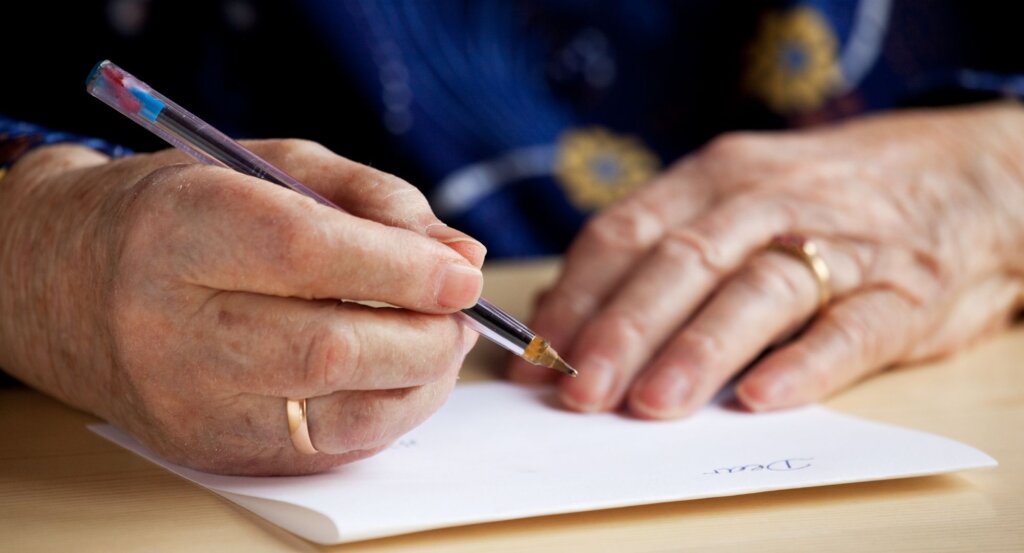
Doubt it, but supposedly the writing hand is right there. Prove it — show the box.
[0,139,485,474]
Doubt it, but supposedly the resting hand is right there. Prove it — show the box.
[510,102,1024,418]
[0,140,485,474]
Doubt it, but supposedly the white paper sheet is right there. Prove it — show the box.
[90,382,995,545]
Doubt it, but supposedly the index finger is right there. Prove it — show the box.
[242,139,486,267]
[129,164,483,313]
[508,167,713,381]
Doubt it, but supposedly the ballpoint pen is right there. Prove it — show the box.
[86,60,577,377]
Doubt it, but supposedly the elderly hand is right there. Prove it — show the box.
[0,140,485,475]
[510,102,1024,418]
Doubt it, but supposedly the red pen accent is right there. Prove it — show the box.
[100,64,142,114]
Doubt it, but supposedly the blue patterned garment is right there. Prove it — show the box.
[2,0,1021,257]
[0,116,131,181]
[295,0,1023,257]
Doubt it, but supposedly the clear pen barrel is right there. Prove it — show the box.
[86,59,559,369]
[86,60,333,207]
[459,298,533,356]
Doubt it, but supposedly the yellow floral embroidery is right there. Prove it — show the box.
[745,6,842,114]
[554,127,660,210]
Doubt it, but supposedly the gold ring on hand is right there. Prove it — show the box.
[286,398,318,455]
[768,234,832,311]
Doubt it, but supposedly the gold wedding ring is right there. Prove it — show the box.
[286,398,318,455]
[769,234,832,311]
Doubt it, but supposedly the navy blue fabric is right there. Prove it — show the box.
[0,115,132,171]
[294,1,1024,256]
[3,0,1021,257]
[2,0,1022,385]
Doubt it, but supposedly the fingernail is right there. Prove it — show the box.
[741,370,794,409]
[561,356,615,412]
[426,224,488,267]
[437,264,483,309]
[751,373,796,409]
[630,367,691,418]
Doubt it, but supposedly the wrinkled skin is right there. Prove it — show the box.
[3,104,1023,476]
[510,102,1024,418]
[0,140,486,475]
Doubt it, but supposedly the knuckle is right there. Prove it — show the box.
[599,310,652,343]
[547,285,599,318]
[741,257,807,302]
[819,307,876,365]
[364,170,418,197]
[383,175,429,204]
[133,162,197,192]
[700,132,765,162]
[655,228,721,271]
[243,139,339,183]
[125,163,201,215]
[771,194,801,227]
[276,139,335,177]
[272,138,331,161]
[757,168,819,196]
[112,163,207,260]
[304,323,357,390]
[674,328,726,365]
[370,174,433,221]
[899,251,946,305]
[579,201,663,253]
[132,164,249,221]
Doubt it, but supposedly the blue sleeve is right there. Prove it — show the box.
[0,115,132,179]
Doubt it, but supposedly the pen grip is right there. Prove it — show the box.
[87,60,542,364]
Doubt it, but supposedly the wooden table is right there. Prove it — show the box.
[2,259,1021,552]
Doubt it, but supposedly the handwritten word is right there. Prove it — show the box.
[704,458,813,475]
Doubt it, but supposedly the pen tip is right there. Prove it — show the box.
[552,357,578,378]
[523,336,578,377]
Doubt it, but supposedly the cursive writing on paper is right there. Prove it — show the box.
[704,457,813,475]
